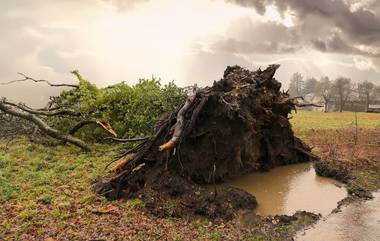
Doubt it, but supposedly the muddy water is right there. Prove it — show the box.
[296,192,380,241]
[223,163,346,216]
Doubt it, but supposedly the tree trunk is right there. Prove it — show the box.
[339,96,344,112]
[323,97,329,112]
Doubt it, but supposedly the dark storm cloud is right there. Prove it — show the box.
[311,34,354,54]
[210,19,302,55]
[223,0,380,69]
[227,0,380,45]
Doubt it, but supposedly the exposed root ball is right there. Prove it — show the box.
[95,65,317,219]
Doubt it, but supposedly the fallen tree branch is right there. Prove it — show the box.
[0,99,92,152]
[96,120,118,137]
[2,100,80,117]
[1,73,79,88]
[68,119,117,137]
[295,103,324,108]
[104,137,150,142]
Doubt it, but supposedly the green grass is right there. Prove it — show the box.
[126,198,146,209]
[0,141,115,204]
[208,230,223,241]
[0,139,118,238]
[290,111,380,131]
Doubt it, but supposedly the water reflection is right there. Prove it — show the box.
[296,192,380,241]
[223,163,346,216]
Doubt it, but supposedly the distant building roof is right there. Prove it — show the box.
[368,104,380,109]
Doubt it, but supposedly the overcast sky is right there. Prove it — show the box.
[1,0,379,106]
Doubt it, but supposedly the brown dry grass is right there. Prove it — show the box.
[305,128,380,192]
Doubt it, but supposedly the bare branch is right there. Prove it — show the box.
[104,137,151,143]
[295,103,323,108]
[2,99,80,117]
[0,99,92,152]
[68,119,118,138]
[96,120,118,137]
[1,73,79,88]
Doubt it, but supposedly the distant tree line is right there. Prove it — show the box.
[288,73,380,112]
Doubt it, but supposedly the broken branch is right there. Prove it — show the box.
[294,103,324,108]
[104,137,150,142]
[0,99,92,152]
[2,99,80,117]
[1,73,79,88]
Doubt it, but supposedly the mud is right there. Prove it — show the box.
[236,210,321,241]
[95,168,258,220]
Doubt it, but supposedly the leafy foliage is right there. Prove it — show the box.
[51,71,187,140]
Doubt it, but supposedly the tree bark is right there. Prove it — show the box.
[158,87,197,151]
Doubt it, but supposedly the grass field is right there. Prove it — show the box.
[0,111,379,240]
[290,111,380,130]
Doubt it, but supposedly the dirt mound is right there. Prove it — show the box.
[169,65,313,182]
[95,65,316,219]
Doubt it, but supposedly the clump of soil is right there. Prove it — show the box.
[95,65,315,219]
[236,210,320,241]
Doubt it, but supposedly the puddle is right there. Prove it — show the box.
[221,163,346,216]
[296,192,380,241]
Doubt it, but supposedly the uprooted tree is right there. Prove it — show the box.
[0,65,317,218]
[93,65,317,218]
